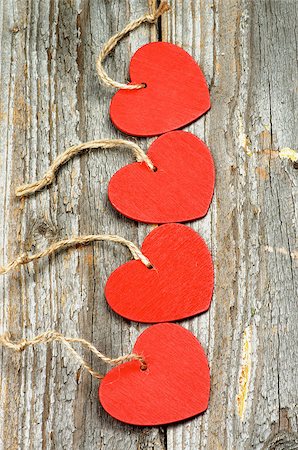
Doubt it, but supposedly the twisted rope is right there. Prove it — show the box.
[96,1,170,89]
[16,139,155,198]
[0,234,152,275]
[0,331,146,379]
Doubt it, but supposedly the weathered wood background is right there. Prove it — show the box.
[0,0,297,449]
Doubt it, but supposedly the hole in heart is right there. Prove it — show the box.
[152,166,158,172]
[146,263,155,270]
[141,82,147,88]
[140,363,147,371]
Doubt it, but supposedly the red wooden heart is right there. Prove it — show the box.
[110,42,210,136]
[99,323,210,426]
[108,131,215,224]
[105,223,214,322]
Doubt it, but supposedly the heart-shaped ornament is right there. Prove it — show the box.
[99,323,210,426]
[110,42,210,136]
[105,223,214,322]
[108,131,215,224]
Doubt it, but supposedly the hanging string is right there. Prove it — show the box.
[96,1,170,90]
[0,330,147,380]
[15,2,171,198]
[0,234,152,275]
[1,3,168,386]
[15,139,155,198]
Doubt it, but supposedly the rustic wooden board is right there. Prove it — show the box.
[0,0,297,449]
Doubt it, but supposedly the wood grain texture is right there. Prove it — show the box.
[0,0,297,449]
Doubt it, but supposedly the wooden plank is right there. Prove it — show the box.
[0,1,163,449]
[164,0,298,449]
[0,0,297,449]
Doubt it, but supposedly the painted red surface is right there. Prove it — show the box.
[110,42,210,136]
[105,223,214,322]
[108,131,215,223]
[99,323,210,426]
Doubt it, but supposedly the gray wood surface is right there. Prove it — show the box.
[0,0,297,449]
